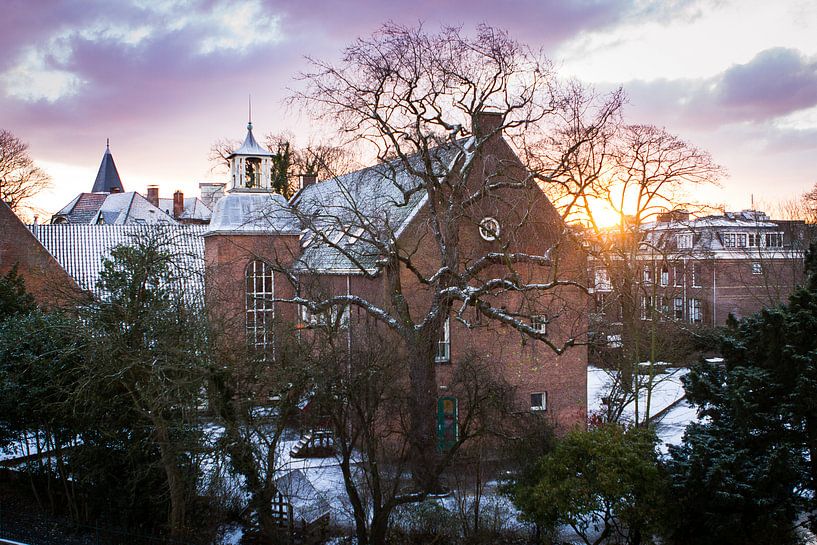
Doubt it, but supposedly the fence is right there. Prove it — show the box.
[0,504,198,545]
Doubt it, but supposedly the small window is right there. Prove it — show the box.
[300,304,349,329]
[752,262,762,275]
[531,315,547,334]
[435,317,451,363]
[479,217,500,241]
[530,392,547,412]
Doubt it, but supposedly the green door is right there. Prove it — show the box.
[437,396,458,451]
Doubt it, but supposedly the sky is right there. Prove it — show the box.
[1,0,816,219]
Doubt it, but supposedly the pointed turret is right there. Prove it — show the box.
[91,139,124,193]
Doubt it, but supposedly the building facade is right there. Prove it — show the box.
[204,114,589,431]
[593,209,811,337]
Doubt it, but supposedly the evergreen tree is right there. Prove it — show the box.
[510,423,665,545]
[0,264,35,319]
[665,243,817,544]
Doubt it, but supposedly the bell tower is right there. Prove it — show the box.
[228,106,273,191]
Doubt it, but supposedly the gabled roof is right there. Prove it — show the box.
[91,192,177,225]
[52,193,108,224]
[29,224,206,304]
[230,122,273,157]
[91,143,125,193]
[291,144,461,273]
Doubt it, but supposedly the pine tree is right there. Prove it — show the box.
[665,242,817,544]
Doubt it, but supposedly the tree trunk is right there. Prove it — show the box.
[152,416,187,537]
[407,336,442,493]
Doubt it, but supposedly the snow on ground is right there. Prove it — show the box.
[588,365,700,452]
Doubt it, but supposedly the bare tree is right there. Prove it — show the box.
[537,91,724,424]
[268,23,608,493]
[0,129,51,216]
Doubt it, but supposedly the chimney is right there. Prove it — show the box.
[198,182,225,209]
[173,190,184,219]
[299,174,317,190]
[147,185,159,208]
[472,111,504,140]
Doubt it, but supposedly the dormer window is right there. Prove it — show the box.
[677,233,692,249]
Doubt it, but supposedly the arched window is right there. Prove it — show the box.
[246,260,274,351]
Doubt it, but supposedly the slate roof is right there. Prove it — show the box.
[91,144,125,193]
[291,144,461,273]
[29,224,206,304]
[52,193,108,223]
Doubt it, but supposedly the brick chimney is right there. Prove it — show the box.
[146,186,159,208]
[299,174,317,190]
[472,111,504,140]
[173,190,184,219]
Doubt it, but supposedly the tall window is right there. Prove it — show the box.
[660,266,669,287]
[435,317,450,363]
[674,265,683,287]
[246,260,274,351]
[688,298,702,323]
[640,296,653,320]
[673,297,684,320]
[643,266,653,284]
[748,233,761,247]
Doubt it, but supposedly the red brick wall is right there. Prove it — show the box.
[0,201,83,309]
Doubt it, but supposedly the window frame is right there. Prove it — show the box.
[478,217,500,242]
[245,260,275,351]
[530,392,547,412]
[435,317,451,363]
[531,315,547,334]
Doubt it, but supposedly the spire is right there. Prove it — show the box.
[91,140,124,193]
[248,94,252,131]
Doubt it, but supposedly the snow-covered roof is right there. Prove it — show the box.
[291,145,460,273]
[273,469,330,525]
[91,192,176,225]
[158,197,212,222]
[207,191,300,235]
[230,123,273,157]
[29,224,206,303]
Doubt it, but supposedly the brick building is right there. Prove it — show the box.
[204,114,589,432]
[592,209,811,335]
[0,115,589,436]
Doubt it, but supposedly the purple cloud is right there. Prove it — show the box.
[625,47,817,129]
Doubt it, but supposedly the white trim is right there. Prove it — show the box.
[393,193,429,240]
